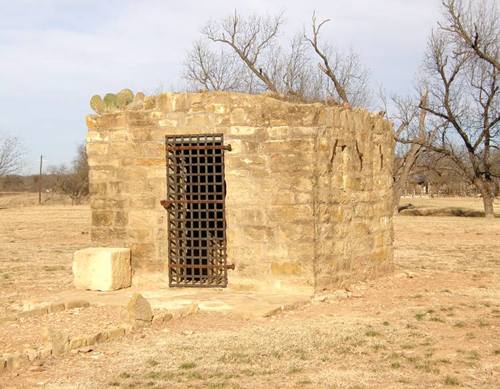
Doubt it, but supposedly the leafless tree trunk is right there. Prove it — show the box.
[404,0,499,217]
[203,11,284,93]
[50,144,89,204]
[305,12,370,107]
[391,91,430,211]
[0,135,23,176]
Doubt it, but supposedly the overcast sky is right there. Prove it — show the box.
[0,0,443,173]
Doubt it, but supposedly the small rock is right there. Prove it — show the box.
[181,330,194,336]
[332,290,349,299]
[42,327,68,356]
[29,366,45,373]
[106,327,126,341]
[152,312,173,329]
[126,293,153,324]
[69,336,86,350]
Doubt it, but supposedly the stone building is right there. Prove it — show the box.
[86,91,394,292]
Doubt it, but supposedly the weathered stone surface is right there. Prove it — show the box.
[48,302,66,313]
[16,306,48,319]
[65,299,90,310]
[152,312,173,328]
[73,248,131,291]
[69,336,86,350]
[106,326,126,340]
[42,327,68,356]
[126,293,153,323]
[86,91,394,291]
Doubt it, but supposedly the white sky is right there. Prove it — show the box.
[0,0,442,173]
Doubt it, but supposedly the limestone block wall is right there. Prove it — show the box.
[86,91,394,291]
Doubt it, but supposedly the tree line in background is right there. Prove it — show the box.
[183,0,499,217]
[0,140,88,205]
[0,0,498,216]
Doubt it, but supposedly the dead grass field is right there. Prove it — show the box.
[0,196,499,388]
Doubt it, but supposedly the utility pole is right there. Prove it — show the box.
[38,155,43,205]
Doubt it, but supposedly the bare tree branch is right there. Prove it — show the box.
[304,12,349,105]
[0,135,23,176]
[183,40,244,91]
[203,11,284,93]
[441,0,500,71]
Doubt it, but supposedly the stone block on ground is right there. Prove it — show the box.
[48,302,66,313]
[126,293,153,325]
[152,312,173,328]
[106,326,126,341]
[73,247,131,291]
[64,300,90,310]
[42,327,69,356]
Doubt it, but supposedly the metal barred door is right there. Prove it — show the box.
[161,134,233,287]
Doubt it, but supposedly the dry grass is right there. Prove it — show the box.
[0,191,80,208]
[0,203,89,317]
[0,196,499,388]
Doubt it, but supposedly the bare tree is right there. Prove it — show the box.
[202,11,284,93]
[305,12,370,107]
[183,40,244,91]
[184,11,369,105]
[389,90,431,211]
[51,144,89,204]
[0,135,23,176]
[404,0,500,217]
[441,0,500,71]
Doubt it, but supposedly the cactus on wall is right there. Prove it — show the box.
[116,89,134,108]
[90,95,105,114]
[90,89,145,113]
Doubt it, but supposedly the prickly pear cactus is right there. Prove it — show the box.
[103,93,118,111]
[90,89,142,113]
[90,95,105,114]
[116,89,134,108]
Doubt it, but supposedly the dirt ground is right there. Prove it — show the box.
[0,196,499,388]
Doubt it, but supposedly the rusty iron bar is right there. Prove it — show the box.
[169,263,235,270]
[166,144,232,151]
[161,199,224,209]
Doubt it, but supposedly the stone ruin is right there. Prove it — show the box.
[86,90,394,292]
